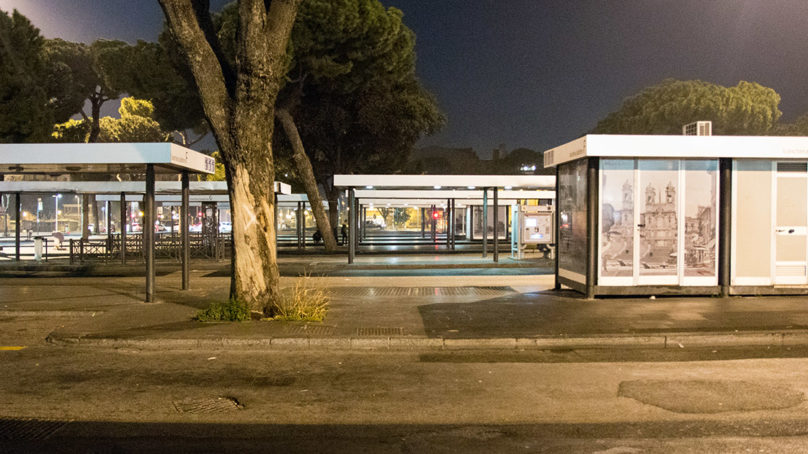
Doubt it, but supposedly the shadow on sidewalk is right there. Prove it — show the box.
[417,290,808,339]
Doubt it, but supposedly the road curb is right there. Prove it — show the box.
[45,329,808,351]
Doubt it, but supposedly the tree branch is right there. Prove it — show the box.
[158,0,235,149]
[236,0,300,104]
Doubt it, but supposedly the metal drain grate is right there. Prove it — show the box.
[284,325,335,336]
[0,418,68,440]
[356,327,404,337]
[330,287,515,297]
[173,396,243,414]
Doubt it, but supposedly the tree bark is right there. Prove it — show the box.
[159,0,300,314]
[276,108,336,251]
[326,185,340,229]
[81,194,90,240]
[87,95,102,143]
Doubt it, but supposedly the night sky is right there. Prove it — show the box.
[3,0,808,157]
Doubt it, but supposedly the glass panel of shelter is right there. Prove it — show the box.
[599,159,719,287]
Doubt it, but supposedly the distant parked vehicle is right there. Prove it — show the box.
[364,219,384,229]
[219,222,232,233]
[189,223,202,233]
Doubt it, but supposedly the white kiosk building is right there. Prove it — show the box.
[544,134,808,298]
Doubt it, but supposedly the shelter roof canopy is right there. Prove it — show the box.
[0,143,215,175]
[333,174,554,189]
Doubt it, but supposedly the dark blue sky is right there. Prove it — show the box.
[3,0,808,156]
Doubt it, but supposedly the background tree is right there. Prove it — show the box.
[284,0,444,228]
[52,97,169,143]
[44,39,125,143]
[208,0,442,249]
[158,0,301,315]
[97,39,209,145]
[772,113,808,136]
[376,207,393,230]
[98,98,170,143]
[0,9,52,142]
[393,208,411,228]
[593,79,782,135]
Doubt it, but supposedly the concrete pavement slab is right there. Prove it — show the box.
[4,264,808,351]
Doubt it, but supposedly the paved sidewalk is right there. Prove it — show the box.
[0,253,551,277]
[3,265,808,351]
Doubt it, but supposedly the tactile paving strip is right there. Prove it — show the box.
[355,327,404,337]
[0,418,68,440]
[329,286,514,297]
[173,397,242,414]
[284,325,335,335]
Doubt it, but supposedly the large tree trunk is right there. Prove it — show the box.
[225,154,281,309]
[159,0,300,314]
[276,108,336,251]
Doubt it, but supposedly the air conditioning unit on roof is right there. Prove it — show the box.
[683,121,712,136]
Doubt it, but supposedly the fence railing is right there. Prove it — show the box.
[69,233,231,264]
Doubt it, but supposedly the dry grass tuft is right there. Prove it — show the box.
[269,274,329,322]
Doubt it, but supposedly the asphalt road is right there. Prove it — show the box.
[4,344,808,452]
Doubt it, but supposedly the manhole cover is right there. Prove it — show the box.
[619,380,804,414]
[284,325,335,336]
[331,287,514,297]
[0,418,68,440]
[356,327,404,337]
[173,396,243,414]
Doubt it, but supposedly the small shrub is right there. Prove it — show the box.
[269,275,329,322]
[196,298,251,322]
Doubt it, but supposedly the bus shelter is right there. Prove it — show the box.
[333,175,555,263]
[2,180,291,265]
[0,143,214,302]
[544,134,808,298]
[353,189,554,248]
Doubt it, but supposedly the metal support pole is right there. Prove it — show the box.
[421,208,425,238]
[296,201,303,249]
[585,158,599,300]
[445,199,451,248]
[554,166,560,290]
[348,187,356,263]
[493,187,499,263]
[482,188,488,258]
[273,193,278,248]
[360,205,366,243]
[145,164,155,302]
[431,204,436,242]
[14,192,20,261]
[181,171,190,291]
[719,158,732,297]
[301,202,306,249]
[120,192,127,265]
[106,200,112,256]
[452,199,457,251]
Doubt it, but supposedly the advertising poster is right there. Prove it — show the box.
[558,159,587,279]
[684,160,718,277]
[600,160,634,277]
